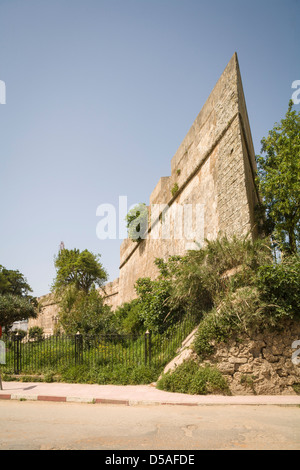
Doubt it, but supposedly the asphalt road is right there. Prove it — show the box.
[0,400,299,451]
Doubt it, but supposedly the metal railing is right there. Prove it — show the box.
[2,315,198,375]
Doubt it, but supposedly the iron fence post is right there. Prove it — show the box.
[75,332,83,365]
[148,331,152,366]
[144,330,152,366]
[144,331,148,365]
[14,333,21,374]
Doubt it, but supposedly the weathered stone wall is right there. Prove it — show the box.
[28,280,121,335]
[28,294,60,336]
[115,52,259,306]
[29,52,260,332]
[204,321,300,395]
[102,277,120,311]
[163,321,300,395]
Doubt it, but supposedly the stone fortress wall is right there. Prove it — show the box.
[26,54,300,396]
[104,52,259,307]
[29,53,259,334]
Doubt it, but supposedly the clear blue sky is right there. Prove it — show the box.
[0,0,299,297]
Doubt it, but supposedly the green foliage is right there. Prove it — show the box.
[257,254,300,320]
[28,326,44,342]
[0,265,33,297]
[114,299,144,334]
[157,360,230,395]
[256,100,300,254]
[0,294,37,331]
[135,277,183,333]
[59,363,160,385]
[58,286,115,336]
[171,182,179,197]
[193,250,300,360]
[0,265,37,331]
[193,287,269,359]
[51,247,109,335]
[52,248,107,295]
[125,203,148,242]
[162,235,272,317]
[121,236,272,336]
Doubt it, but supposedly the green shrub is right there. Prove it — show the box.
[157,360,230,395]
[125,203,148,242]
[171,182,179,197]
[193,255,300,360]
[193,311,230,360]
[58,286,115,337]
[28,326,44,342]
[135,277,184,333]
[59,363,160,385]
[193,286,274,359]
[114,298,144,334]
[166,235,272,317]
[257,254,300,320]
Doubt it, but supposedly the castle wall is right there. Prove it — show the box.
[29,52,260,333]
[115,53,259,306]
[102,277,120,310]
[28,294,60,336]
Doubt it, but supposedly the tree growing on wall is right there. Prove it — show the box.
[256,100,300,255]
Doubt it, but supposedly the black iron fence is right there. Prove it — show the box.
[2,315,198,375]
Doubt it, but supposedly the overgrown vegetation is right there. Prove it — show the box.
[157,360,230,395]
[189,237,300,360]
[256,100,300,254]
[0,265,37,331]
[171,182,179,197]
[52,248,109,336]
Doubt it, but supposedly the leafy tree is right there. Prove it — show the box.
[114,299,144,335]
[257,253,300,320]
[0,265,37,331]
[256,100,300,254]
[58,286,115,336]
[0,293,37,331]
[52,247,109,335]
[52,248,107,295]
[135,260,185,333]
[0,265,33,297]
[135,278,172,333]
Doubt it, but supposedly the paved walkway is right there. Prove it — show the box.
[1,381,300,406]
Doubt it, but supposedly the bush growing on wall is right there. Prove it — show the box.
[125,203,148,242]
[193,250,300,360]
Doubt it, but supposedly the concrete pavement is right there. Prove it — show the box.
[1,381,300,406]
